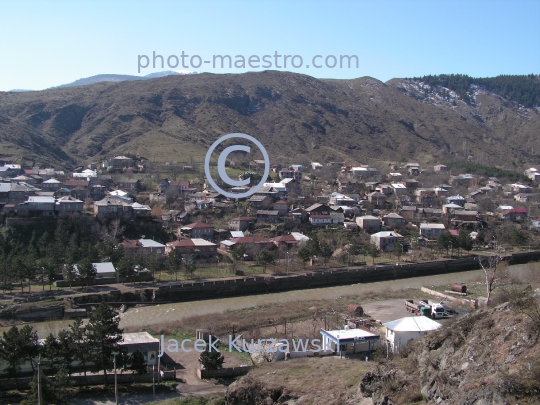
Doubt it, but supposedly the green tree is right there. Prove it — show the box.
[458,229,473,255]
[77,258,96,288]
[85,302,123,385]
[319,243,333,268]
[0,326,26,389]
[230,245,246,272]
[348,241,365,264]
[0,325,39,389]
[69,318,90,383]
[21,367,74,405]
[392,242,403,261]
[116,257,135,282]
[198,344,224,374]
[436,232,457,256]
[41,333,61,373]
[297,246,311,269]
[256,250,277,273]
[62,264,77,289]
[183,255,197,279]
[367,243,380,265]
[128,350,147,379]
[167,248,183,281]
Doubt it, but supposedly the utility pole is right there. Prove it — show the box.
[152,365,156,398]
[113,352,118,405]
[37,356,42,405]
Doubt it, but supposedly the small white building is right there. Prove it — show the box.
[320,327,380,356]
[383,316,442,354]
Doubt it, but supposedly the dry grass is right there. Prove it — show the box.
[136,288,417,338]
[245,356,372,404]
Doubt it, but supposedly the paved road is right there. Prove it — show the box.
[74,384,227,405]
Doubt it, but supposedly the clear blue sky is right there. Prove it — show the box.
[0,0,538,91]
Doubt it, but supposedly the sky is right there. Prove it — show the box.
[0,0,539,91]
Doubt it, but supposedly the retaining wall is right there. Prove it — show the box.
[66,251,540,306]
[197,366,250,379]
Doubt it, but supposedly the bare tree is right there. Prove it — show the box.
[479,254,508,305]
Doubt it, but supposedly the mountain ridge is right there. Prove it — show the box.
[0,71,538,169]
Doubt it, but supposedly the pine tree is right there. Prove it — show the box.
[85,302,123,384]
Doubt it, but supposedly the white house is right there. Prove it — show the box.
[420,223,445,240]
[370,231,403,251]
[383,316,442,354]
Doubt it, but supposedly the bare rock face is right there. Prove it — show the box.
[359,301,540,405]
[225,375,297,405]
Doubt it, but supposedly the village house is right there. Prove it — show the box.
[442,203,463,215]
[165,238,217,260]
[453,210,478,222]
[421,208,443,219]
[387,172,403,181]
[279,169,302,181]
[391,183,407,196]
[248,195,272,210]
[399,205,418,220]
[451,174,476,187]
[356,215,382,233]
[446,195,466,207]
[415,189,436,206]
[117,179,141,192]
[370,231,403,251]
[219,236,274,254]
[382,213,406,228]
[257,210,280,223]
[93,196,133,218]
[375,184,393,196]
[42,178,63,191]
[11,175,36,185]
[514,193,540,203]
[120,239,166,257]
[180,222,215,240]
[330,211,345,224]
[368,191,386,206]
[273,199,289,215]
[8,183,37,203]
[23,196,56,217]
[169,180,190,193]
[500,208,527,222]
[433,164,449,172]
[309,214,332,226]
[254,185,282,200]
[305,203,333,216]
[228,217,254,231]
[419,223,445,240]
[271,234,300,250]
[55,196,83,215]
[329,192,355,206]
[132,202,152,218]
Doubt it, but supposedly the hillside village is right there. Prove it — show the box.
[1,155,539,282]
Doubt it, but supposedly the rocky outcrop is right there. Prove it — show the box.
[359,299,540,404]
[225,375,297,404]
